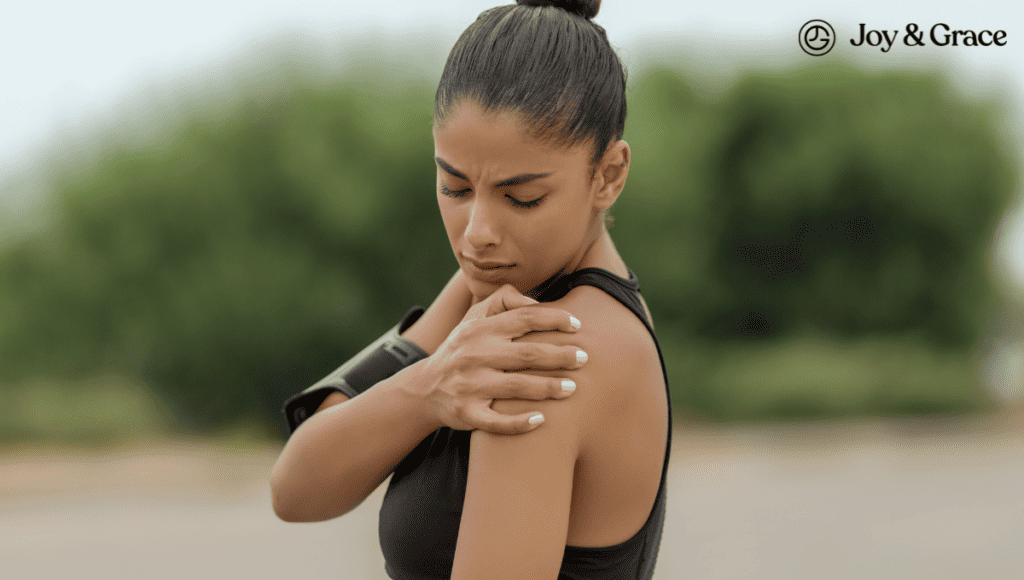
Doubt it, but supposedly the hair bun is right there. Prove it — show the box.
[516,0,601,20]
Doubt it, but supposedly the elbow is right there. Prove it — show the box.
[270,462,315,522]
[272,497,298,523]
[270,481,324,523]
[269,467,302,522]
[272,496,353,523]
[269,468,353,523]
[271,488,298,523]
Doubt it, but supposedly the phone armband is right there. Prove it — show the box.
[281,306,427,435]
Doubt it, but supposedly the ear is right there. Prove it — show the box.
[591,140,630,212]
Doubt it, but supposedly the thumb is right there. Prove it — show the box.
[484,284,539,317]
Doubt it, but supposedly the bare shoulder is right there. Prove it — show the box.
[521,283,656,375]
[495,285,659,428]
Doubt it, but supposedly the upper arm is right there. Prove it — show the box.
[451,287,628,579]
[316,391,351,413]
[452,394,581,580]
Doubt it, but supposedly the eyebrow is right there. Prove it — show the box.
[435,157,552,188]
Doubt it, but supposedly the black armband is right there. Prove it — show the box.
[281,306,428,435]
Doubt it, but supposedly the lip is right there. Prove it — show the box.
[463,255,513,269]
[462,255,515,280]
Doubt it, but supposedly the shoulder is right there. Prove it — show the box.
[487,283,655,441]
[527,283,654,379]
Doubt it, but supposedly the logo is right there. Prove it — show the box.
[850,23,1007,51]
[799,19,836,56]
[799,21,1009,56]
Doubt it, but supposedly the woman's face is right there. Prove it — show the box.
[432,100,616,301]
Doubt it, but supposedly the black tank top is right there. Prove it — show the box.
[378,266,672,579]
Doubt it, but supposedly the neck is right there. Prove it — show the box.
[577,216,627,275]
[526,219,627,299]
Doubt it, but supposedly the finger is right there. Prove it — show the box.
[489,306,581,338]
[483,284,539,317]
[471,403,545,435]
[484,342,588,371]
[483,371,577,400]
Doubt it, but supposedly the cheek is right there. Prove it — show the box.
[437,196,462,241]
[525,205,585,255]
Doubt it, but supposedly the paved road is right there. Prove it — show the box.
[2,413,1023,580]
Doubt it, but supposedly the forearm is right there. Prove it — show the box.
[272,269,469,521]
[305,268,468,416]
[270,361,439,522]
[400,267,472,356]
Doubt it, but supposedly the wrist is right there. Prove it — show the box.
[401,276,472,355]
[388,358,443,433]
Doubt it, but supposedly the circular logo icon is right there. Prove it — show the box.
[799,19,835,56]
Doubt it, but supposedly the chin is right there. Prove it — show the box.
[466,275,508,292]
[464,272,523,300]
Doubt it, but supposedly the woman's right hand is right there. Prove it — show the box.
[417,283,586,435]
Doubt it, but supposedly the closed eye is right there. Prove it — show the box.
[507,195,545,208]
[440,184,545,209]
[440,184,470,198]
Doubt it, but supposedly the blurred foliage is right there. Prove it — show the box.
[0,374,175,448]
[618,62,1019,420]
[0,45,1018,441]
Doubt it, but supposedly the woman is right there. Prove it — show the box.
[270,1,671,579]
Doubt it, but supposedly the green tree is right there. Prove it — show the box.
[0,49,1017,437]
[617,61,1018,418]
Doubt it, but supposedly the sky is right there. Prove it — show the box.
[1,0,1023,289]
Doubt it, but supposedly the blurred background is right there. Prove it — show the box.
[2,1,1022,578]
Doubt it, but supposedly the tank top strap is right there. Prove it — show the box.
[536,266,652,336]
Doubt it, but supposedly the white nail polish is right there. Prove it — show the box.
[562,379,576,394]
[576,350,588,365]
[569,315,581,330]
[529,414,545,425]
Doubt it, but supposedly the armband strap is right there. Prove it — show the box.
[281,305,428,435]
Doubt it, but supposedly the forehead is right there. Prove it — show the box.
[432,100,590,170]
[433,100,534,147]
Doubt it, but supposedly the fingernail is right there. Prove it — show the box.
[529,414,545,425]
[576,350,588,365]
[569,315,581,330]
[562,379,576,394]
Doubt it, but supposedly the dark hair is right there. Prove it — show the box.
[434,0,627,174]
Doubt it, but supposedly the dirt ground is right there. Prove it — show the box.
[2,409,1023,580]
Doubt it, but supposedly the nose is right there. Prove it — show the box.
[464,195,501,250]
